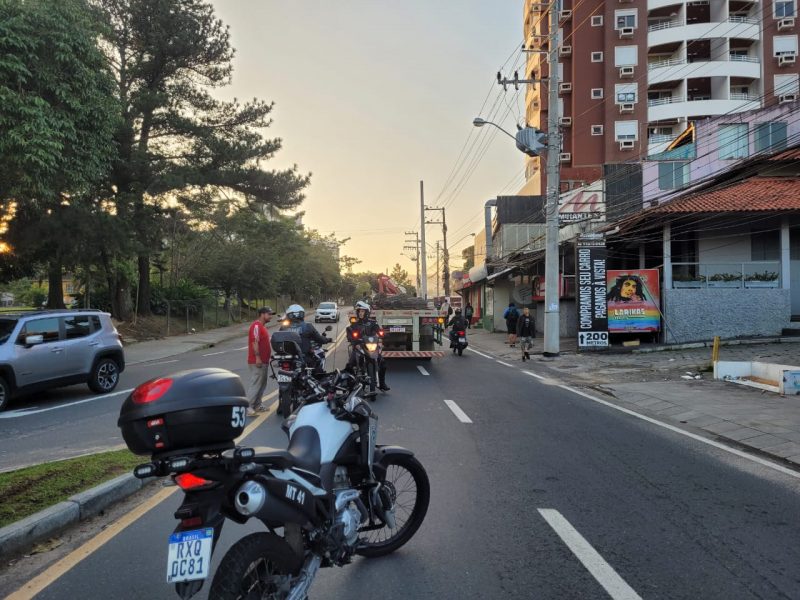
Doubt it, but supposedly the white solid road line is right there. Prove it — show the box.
[524,370,546,380]
[147,359,179,366]
[202,350,228,356]
[496,360,514,368]
[559,384,800,481]
[0,388,134,419]
[444,399,473,423]
[538,509,643,600]
[417,366,430,376]
[466,347,494,360]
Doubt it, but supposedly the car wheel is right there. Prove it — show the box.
[0,377,10,411]
[88,358,120,393]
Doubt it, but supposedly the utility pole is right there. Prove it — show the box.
[403,231,420,295]
[435,241,441,299]
[425,206,449,298]
[419,181,428,299]
[543,0,562,357]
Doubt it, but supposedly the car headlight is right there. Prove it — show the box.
[365,342,378,352]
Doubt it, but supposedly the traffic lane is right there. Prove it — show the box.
[428,350,800,599]
[29,357,496,599]
[0,315,347,471]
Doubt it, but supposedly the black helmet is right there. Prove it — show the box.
[455,308,462,315]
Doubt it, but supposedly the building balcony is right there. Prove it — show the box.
[648,96,760,121]
[647,134,676,156]
[648,19,759,47]
[648,57,760,85]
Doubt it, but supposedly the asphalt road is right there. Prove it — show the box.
[0,312,347,472]
[4,332,800,599]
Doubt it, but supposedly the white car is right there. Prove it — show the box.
[314,302,339,323]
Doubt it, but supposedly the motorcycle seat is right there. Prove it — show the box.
[251,447,297,469]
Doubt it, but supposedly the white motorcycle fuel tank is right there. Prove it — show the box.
[289,401,352,464]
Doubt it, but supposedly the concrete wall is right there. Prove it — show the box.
[533,299,578,338]
[664,288,791,343]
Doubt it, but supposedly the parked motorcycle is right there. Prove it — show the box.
[450,328,468,356]
[273,327,332,418]
[117,367,429,600]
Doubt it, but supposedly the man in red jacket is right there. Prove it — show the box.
[247,307,273,416]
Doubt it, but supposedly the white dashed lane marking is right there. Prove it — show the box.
[443,399,473,423]
[417,366,430,376]
[466,347,494,360]
[538,509,642,600]
[496,360,514,367]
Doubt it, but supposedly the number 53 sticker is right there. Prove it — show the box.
[231,406,246,427]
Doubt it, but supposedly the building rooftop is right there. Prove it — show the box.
[653,176,800,213]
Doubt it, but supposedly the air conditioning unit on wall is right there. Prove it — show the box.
[777,17,795,31]
[559,45,573,57]
[559,10,572,22]
[778,53,797,66]
[618,26,635,38]
[559,152,572,162]
[620,66,635,77]
[619,103,635,113]
[779,93,797,104]
[559,82,573,93]
[619,140,635,150]
[559,117,573,126]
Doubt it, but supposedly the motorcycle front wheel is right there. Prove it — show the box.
[356,454,430,558]
[366,361,377,397]
[208,533,301,600]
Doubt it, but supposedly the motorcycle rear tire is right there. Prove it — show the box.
[208,532,302,600]
[367,362,377,397]
[278,388,292,418]
[356,454,430,558]
[457,347,463,356]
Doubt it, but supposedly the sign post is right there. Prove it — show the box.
[576,234,608,349]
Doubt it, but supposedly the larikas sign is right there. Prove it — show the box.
[576,234,608,348]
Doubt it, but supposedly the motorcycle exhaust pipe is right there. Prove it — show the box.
[234,480,267,516]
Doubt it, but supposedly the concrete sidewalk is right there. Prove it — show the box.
[466,326,800,467]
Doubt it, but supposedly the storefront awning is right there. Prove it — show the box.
[487,265,518,282]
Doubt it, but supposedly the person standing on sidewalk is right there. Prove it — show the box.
[516,307,535,361]
[247,307,273,416]
[504,302,519,347]
[464,303,474,329]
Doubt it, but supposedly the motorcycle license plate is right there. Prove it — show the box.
[277,374,292,383]
[166,528,213,583]
[459,337,466,343]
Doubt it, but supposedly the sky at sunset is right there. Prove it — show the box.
[210,1,527,281]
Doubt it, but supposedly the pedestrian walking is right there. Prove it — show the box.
[516,307,535,361]
[247,306,273,416]
[464,302,474,329]
[504,302,519,347]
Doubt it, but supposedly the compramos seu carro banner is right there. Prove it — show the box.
[606,269,661,333]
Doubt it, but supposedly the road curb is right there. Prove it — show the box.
[0,474,144,560]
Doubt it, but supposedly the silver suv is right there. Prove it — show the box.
[0,310,125,411]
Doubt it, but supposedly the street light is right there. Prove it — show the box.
[473,117,546,157]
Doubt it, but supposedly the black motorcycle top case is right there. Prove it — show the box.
[118,368,249,456]
[271,331,304,356]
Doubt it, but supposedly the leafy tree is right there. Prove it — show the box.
[93,0,310,317]
[0,0,119,307]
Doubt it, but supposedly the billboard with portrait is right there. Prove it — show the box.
[606,269,661,332]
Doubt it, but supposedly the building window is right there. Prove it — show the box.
[718,124,748,159]
[775,0,796,17]
[773,35,799,56]
[615,10,637,28]
[591,15,603,26]
[591,88,604,99]
[591,125,604,135]
[615,84,637,103]
[775,74,800,96]
[614,46,638,66]
[614,120,638,141]
[591,51,604,62]
[751,230,780,261]
[754,122,788,152]
[658,162,689,190]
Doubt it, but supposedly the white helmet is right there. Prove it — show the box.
[355,300,371,318]
[286,304,305,320]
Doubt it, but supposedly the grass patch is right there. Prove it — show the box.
[0,449,142,528]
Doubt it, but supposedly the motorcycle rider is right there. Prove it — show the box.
[447,307,469,347]
[346,300,389,391]
[281,304,330,372]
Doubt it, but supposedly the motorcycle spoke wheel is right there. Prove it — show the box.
[356,454,430,558]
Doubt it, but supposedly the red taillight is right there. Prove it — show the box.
[352,331,359,339]
[146,417,164,428]
[132,378,173,404]
[181,516,203,528]
[457,331,465,336]
[378,329,385,338]
[175,473,213,490]
[281,361,291,370]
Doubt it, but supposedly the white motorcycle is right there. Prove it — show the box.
[119,363,430,600]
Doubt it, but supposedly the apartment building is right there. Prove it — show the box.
[521,0,799,194]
